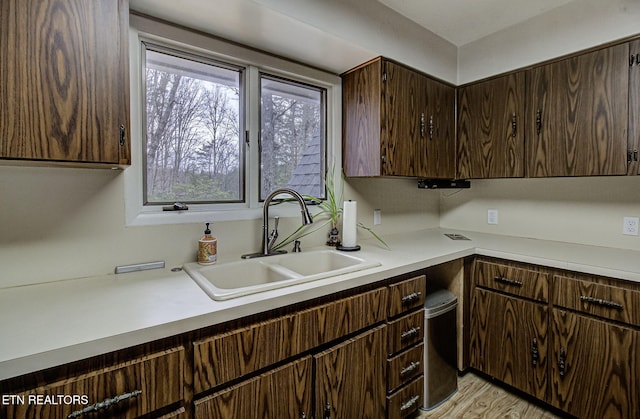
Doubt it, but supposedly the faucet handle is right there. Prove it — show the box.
[273,216,280,230]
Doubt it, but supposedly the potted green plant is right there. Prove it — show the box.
[272,171,388,251]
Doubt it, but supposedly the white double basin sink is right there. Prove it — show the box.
[183,250,381,300]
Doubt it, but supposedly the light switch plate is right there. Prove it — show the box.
[373,209,381,225]
[488,209,498,225]
[623,217,639,236]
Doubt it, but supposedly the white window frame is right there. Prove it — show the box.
[125,15,341,226]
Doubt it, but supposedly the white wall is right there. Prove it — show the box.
[458,0,640,83]
[0,165,439,288]
[440,177,640,251]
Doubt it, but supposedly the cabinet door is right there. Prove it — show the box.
[416,78,456,179]
[551,309,640,419]
[342,59,383,177]
[527,43,628,177]
[381,61,422,177]
[629,40,640,175]
[315,325,387,418]
[0,0,130,166]
[470,289,548,401]
[195,356,312,419]
[457,72,525,178]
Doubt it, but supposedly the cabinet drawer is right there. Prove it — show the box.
[387,343,424,393]
[388,275,426,318]
[476,260,549,302]
[553,275,640,327]
[387,310,424,356]
[386,375,423,419]
[194,287,387,393]
[3,347,184,419]
[194,356,312,418]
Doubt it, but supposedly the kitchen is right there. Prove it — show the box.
[1,0,640,418]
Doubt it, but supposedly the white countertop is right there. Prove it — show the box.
[2,228,639,381]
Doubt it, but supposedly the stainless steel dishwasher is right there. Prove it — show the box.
[421,289,458,411]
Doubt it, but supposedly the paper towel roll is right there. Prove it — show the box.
[342,200,357,248]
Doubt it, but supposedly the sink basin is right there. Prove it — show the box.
[183,250,381,300]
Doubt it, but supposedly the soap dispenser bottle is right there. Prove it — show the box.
[197,223,217,265]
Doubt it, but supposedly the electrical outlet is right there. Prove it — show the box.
[373,209,381,225]
[488,209,498,225]
[623,217,639,236]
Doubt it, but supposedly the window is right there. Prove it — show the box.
[127,17,339,226]
[260,75,326,200]
[143,44,244,204]
[141,41,327,210]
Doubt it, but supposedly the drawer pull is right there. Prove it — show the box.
[401,292,422,304]
[400,394,420,412]
[400,361,421,377]
[67,390,142,419]
[558,347,567,378]
[580,295,623,310]
[493,276,523,287]
[531,338,539,366]
[401,327,421,340]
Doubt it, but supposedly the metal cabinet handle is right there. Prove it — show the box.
[535,109,542,135]
[531,338,539,366]
[400,360,421,377]
[401,292,422,304]
[400,395,420,412]
[420,113,425,138]
[428,115,434,140]
[511,113,517,137]
[401,327,420,340]
[558,347,567,377]
[493,276,523,287]
[119,124,126,146]
[580,295,623,310]
[67,390,142,419]
[323,402,331,419]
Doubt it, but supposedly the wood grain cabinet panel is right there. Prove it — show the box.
[386,376,423,419]
[0,0,130,167]
[342,57,455,179]
[387,310,424,357]
[553,275,640,327]
[194,356,312,419]
[527,43,629,177]
[457,72,526,179]
[193,287,387,393]
[470,288,549,402]
[314,325,387,419]
[475,260,549,302]
[387,343,424,393]
[629,39,640,175]
[388,275,426,318]
[551,309,640,419]
[2,347,184,419]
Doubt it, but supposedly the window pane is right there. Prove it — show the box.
[260,75,325,200]
[144,45,243,204]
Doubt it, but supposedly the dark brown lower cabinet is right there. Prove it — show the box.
[194,356,312,418]
[315,325,387,419]
[470,288,549,401]
[551,309,640,419]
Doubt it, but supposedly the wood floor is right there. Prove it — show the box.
[416,372,564,419]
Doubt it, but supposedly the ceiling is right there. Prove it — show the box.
[378,0,577,46]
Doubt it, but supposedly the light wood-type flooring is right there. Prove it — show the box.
[417,372,564,419]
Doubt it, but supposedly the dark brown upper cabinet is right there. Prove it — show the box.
[342,57,455,178]
[0,0,130,168]
[457,72,526,179]
[526,43,629,177]
[629,39,640,175]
